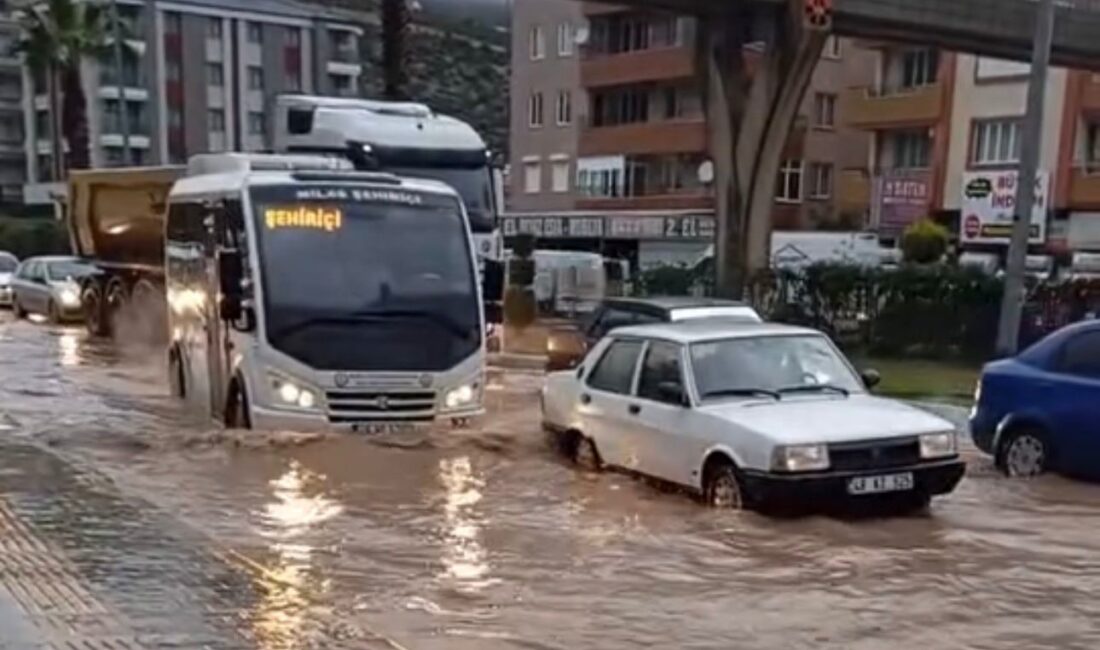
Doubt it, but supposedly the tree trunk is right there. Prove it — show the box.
[381,0,409,100]
[47,65,64,182]
[61,64,90,171]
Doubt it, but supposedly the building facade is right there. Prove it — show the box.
[507,0,876,269]
[0,8,24,205]
[23,0,364,204]
[846,42,1100,256]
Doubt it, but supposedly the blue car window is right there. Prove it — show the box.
[1057,331,1100,379]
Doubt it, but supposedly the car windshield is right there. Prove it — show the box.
[45,260,96,282]
[690,334,863,399]
[387,165,494,233]
[0,254,16,273]
[251,184,480,372]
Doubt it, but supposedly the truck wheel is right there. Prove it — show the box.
[226,381,252,430]
[82,286,109,337]
[105,280,128,336]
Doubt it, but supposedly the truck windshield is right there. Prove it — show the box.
[251,184,480,372]
[387,165,494,234]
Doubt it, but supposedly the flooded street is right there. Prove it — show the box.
[1,313,1099,649]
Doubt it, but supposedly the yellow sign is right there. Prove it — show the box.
[264,205,343,232]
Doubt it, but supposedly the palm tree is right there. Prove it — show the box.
[16,0,110,178]
[381,0,411,100]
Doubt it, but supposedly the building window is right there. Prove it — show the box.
[247,22,263,44]
[591,87,649,126]
[164,11,181,35]
[206,63,223,87]
[556,90,572,126]
[972,119,1021,166]
[286,70,302,92]
[168,106,182,130]
[523,160,541,193]
[890,130,932,169]
[901,49,938,89]
[557,23,574,57]
[813,93,836,128]
[823,36,841,59]
[552,159,570,193]
[329,73,354,96]
[776,160,803,203]
[248,66,264,91]
[808,163,833,199]
[206,18,222,39]
[285,27,301,47]
[165,60,181,82]
[529,25,545,60]
[248,111,265,135]
[528,92,544,128]
[208,109,225,133]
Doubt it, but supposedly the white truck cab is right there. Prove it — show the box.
[166,153,485,432]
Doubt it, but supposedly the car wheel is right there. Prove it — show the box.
[573,434,602,471]
[47,300,60,325]
[997,428,1049,478]
[704,460,745,510]
[12,298,25,319]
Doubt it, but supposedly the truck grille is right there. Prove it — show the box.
[325,389,437,422]
[828,437,922,471]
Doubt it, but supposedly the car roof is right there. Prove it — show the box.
[23,255,81,264]
[1018,318,1100,363]
[604,296,752,311]
[611,319,819,344]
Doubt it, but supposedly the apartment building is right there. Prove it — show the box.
[0,9,24,205]
[845,43,1100,254]
[23,0,364,204]
[507,0,876,268]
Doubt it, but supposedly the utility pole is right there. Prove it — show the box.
[110,0,132,166]
[996,0,1055,356]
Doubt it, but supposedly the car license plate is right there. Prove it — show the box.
[847,472,914,496]
[352,422,423,435]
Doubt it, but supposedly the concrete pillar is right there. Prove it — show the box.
[699,0,829,297]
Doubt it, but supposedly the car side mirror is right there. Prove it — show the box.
[658,380,688,406]
[861,368,881,390]
[217,249,244,322]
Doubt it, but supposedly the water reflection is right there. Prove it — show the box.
[59,332,80,367]
[250,461,344,648]
[437,456,497,591]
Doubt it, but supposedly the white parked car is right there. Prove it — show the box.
[541,320,966,511]
[0,251,17,307]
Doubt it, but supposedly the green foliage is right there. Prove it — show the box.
[502,286,536,329]
[901,218,950,264]
[0,217,70,259]
[638,265,699,297]
[747,263,1003,360]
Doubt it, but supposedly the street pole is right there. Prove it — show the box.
[995,0,1055,356]
[110,0,132,166]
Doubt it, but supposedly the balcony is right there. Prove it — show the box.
[1069,166,1100,208]
[581,46,695,88]
[580,119,706,156]
[842,83,944,130]
[576,193,712,211]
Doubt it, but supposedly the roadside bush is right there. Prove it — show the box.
[0,217,69,259]
[900,218,949,264]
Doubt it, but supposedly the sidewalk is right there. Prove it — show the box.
[0,440,260,649]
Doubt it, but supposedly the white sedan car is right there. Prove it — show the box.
[541,320,966,511]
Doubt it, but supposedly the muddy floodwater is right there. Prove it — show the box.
[1,313,1099,649]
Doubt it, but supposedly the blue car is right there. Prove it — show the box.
[970,320,1100,478]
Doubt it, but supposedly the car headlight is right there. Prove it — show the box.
[59,287,80,307]
[772,444,830,472]
[269,374,319,411]
[920,432,957,459]
[444,383,478,410]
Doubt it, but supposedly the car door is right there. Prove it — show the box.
[1047,331,1100,474]
[631,340,697,486]
[17,262,44,313]
[578,338,645,469]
